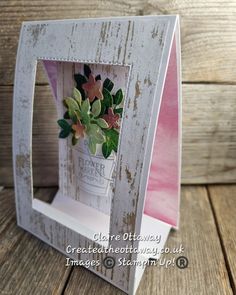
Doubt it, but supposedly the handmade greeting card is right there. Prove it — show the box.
[13,15,181,294]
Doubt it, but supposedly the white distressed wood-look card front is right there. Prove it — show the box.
[13,16,181,294]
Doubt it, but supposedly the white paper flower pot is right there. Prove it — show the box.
[72,138,116,198]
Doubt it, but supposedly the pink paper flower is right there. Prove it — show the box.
[103,108,120,129]
[82,74,103,102]
[72,120,85,139]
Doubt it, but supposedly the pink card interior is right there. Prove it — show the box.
[144,36,180,227]
[41,34,180,228]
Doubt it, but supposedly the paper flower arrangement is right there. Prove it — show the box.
[57,64,124,159]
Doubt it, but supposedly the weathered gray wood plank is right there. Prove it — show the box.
[0,1,236,84]
[1,84,236,186]
[64,186,233,295]
[0,188,72,295]
[208,185,236,293]
[144,0,236,83]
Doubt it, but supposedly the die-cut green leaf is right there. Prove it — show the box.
[96,118,109,129]
[103,78,114,91]
[68,110,78,123]
[104,128,119,153]
[74,73,87,99]
[100,100,106,116]
[84,64,92,79]
[57,119,71,131]
[88,137,96,155]
[73,87,82,106]
[72,135,79,145]
[81,112,90,125]
[114,89,123,105]
[103,88,113,107]
[81,98,90,114]
[95,74,101,81]
[114,108,123,118]
[59,129,70,138]
[91,99,101,117]
[63,111,70,119]
[102,142,113,159]
[87,124,105,143]
[64,97,80,111]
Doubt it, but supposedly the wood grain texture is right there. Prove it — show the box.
[0,186,235,294]
[0,0,143,85]
[0,1,236,84]
[0,188,72,295]
[208,185,236,293]
[143,0,236,83]
[63,186,233,295]
[1,83,236,186]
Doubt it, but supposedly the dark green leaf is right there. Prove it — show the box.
[57,119,71,131]
[103,88,113,107]
[74,73,87,99]
[114,108,123,118]
[63,111,70,119]
[100,100,107,116]
[103,78,114,92]
[95,74,101,81]
[74,73,87,85]
[72,135,78,146]
[114,89,123,105]
[104,128,119,153]
[102,142,112,159]
[68,110,78,123]
[84,64,91,79]
[59,129,71,138]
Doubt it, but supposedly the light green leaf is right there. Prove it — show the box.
[64,97,80,111]
[81,112,90,125]
[93,132,105,144]
[87,124,105,144]
[88,137,96,155]
[96,118,109,129]
[87,124,100,137]
[91,99,101,117]
[81,98,90,114]
[73,87,82,106]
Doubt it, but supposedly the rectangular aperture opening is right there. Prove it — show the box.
[32,60,129,245]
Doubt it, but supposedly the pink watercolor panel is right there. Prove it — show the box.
[41,60,58,100]
[144,37,180,227]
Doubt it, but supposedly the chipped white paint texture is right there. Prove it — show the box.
[13,16,181,294]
